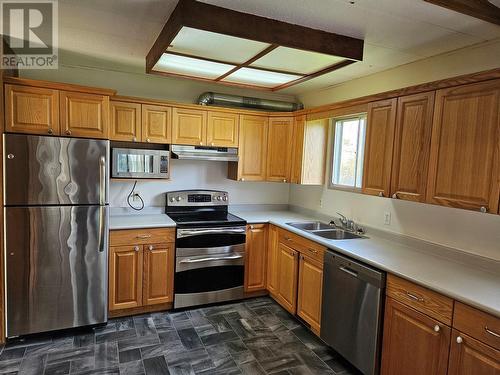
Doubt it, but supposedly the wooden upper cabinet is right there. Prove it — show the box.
[5,84,59,135]
[448,330,500,375]
[276,242,299,314]
[391,92,435,202]
[142,104,172,144]
[143,243,174,306]
[381,297,451,375]
[426,80,500,213]
[60,91,110,139]
[297,254,323,333]
[110,101,141,142]
[362,98,397,197]
[266,117,294,182]
[244,224,268,293]
[207,111,239,147]
[266,224,280,296]
[109,245,143,311]
[172,107,207,145]
[291,117,328,185]
[230,115,268,181]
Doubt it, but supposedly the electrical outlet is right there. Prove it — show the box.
[319,199,323,208]
[132,192,141,202]
[384,212,391,225]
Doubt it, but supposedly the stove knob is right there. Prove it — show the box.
[216,196,222,201]
[170,196,175,203]
[176,196,182,202]
[222,196,228,201]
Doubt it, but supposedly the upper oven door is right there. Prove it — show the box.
[176,226,246,254]
[112,148,169,179]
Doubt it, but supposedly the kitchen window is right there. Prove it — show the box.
[330,115,367,189]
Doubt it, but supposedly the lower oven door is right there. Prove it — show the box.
[174,243,245,308]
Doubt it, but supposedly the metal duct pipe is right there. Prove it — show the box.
[197,92,303,112]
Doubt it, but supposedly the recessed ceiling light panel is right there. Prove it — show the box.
[154,53,236,79]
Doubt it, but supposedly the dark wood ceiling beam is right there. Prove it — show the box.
[146,0,364,73]
[423,0,500,25]
[271,60,355,91]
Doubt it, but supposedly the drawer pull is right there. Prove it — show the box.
[148,245,154,251]
[456,336,463,344]
[485,326,500,338]
[434,325,440,332]
[136,234,152,239]
[284,237,292,242]
[134,246,139,252]
[308,248,318,254]
[406,291,424,302]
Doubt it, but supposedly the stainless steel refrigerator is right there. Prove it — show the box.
[3,133,109,337]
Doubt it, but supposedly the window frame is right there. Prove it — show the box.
[328,113,367,192]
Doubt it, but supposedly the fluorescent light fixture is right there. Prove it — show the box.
[154,53,235,79]
[223,67,302,87]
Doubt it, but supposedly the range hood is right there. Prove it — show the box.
[171,145,238,162]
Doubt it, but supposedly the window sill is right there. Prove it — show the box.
[328,184,363,194]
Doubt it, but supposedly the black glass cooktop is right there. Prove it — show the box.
[166,211,246,228]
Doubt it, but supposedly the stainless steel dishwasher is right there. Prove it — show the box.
[320,251,386,375]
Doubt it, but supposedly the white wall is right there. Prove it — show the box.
[110,159,290,207]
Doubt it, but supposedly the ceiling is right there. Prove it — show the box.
[57,0,500,95]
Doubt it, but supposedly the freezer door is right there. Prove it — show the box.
[5,205,108,337]
[4,134,109,206]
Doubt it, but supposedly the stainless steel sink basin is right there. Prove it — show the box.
[286,221,333,231]
[310,229,364,240]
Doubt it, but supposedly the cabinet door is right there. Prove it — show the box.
[236,115,268,181]
[391,92,435,202]
[297,254,323,333]
[362,98,397,197]
[290,115,306,184]
[244,224,267,292]
[60,91,109,139]
[172,107,207,145]
[266,117,294,182]
[110,101,141,142]
[143,243,174,306]
[207,111,239,147]
[277,242,299,314]
[5,84,59,135]
[266,225,280,296]
[381,297,451,375]
[426,80,500,213]
[448,330,500,375]
[109,245,143,311]
[142,104,171,144]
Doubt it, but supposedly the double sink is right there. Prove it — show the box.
[286,221,365,240]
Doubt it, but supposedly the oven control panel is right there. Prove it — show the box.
[166,190,228,206]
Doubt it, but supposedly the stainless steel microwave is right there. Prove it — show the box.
[112,148,169,179]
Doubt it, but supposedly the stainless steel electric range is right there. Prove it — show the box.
[165,190,247,309]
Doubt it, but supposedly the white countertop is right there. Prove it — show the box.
[110,208,500,317]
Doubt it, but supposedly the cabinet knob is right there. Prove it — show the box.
[282,179,287,183]
[434,325,440,332]
[241,178,245,182]
[456,336,463,344]
[480,206,487,213]
[250,225,254,229]
[378,192,384,197]
[392,193,398,199]
[65,130,71,135]
[200,142,203,145]
[132,137,137,142]
[134,246,139,252]
[146,138,151,143]
[148,245,153,251]
[211,142,214,146]
[47,128,53,135]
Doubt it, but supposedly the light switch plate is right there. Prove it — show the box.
[384,212,391,225]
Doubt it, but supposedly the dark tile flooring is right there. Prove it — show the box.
[0,297,360,375]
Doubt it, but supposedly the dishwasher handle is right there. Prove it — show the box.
[339,266,358,278]
[327,250,386,288]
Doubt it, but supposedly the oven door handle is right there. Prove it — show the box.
[178,228,246,237]
[179,254,243,263]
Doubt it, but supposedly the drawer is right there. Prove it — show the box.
[387,274,454,325]
[278,229,326,263]
[110,228,175,246]
[453,302,500,350]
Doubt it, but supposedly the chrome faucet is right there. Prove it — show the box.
[332,212,364,234]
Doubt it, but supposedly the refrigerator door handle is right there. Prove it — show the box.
[98,206,105,253]
[99,156,106,206]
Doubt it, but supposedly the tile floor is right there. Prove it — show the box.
[0,297,360,375]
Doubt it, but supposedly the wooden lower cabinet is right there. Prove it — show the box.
[448,330,500,375]
[109,245,143,311]
[143,243,174,306]
[244,224,268,292]
[381,297,451,375]
[297,254,323,333]
[276,242,299,314]
[266,225,280,296]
